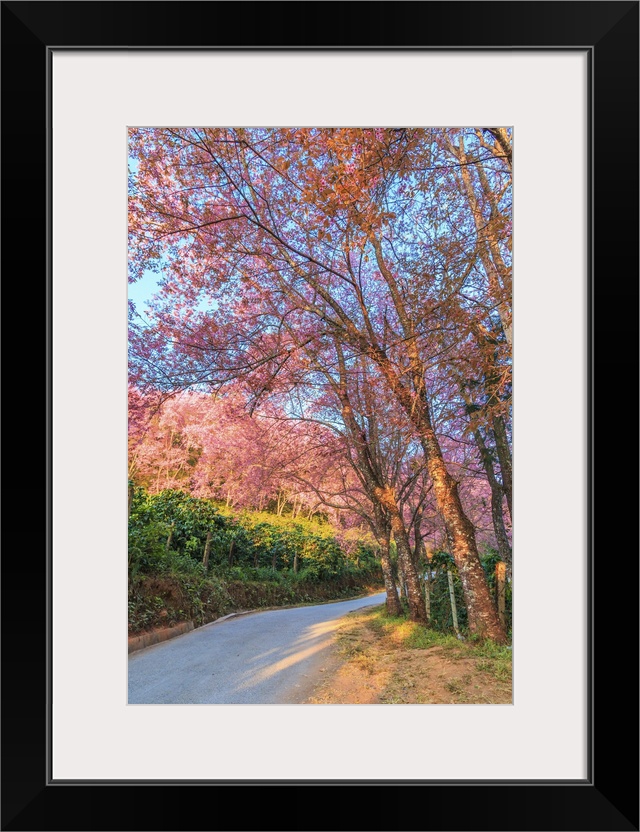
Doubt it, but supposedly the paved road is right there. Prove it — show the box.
[128,592,386,704]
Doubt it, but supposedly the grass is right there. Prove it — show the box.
[360,605,512,685]
[309,604,512,704]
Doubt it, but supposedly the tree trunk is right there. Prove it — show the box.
[420,420,507,643]
[492,415,513,522]
[228,539,235,567]
[332,347,423,620]
[473,428,512,569]
[202,530,212,571]
[165,522,175,552]
[490,485,512,570]
[369,349,506,641]
[382,495,427,624]
[396,554,407,601]
[378,526,402,617]
[293,550,299,574]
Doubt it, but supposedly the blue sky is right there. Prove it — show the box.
[128,268,160,317]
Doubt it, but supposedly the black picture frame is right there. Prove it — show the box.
[2,2,638,830]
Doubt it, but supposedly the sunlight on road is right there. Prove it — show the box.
[238,620,337,688]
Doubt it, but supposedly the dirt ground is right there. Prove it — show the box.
[305,605,512,705]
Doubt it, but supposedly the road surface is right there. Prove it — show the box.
[128,592,386,704]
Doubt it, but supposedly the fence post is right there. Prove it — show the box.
[495,561,507,629]
[447,569,460,634]
[425,570,431,623]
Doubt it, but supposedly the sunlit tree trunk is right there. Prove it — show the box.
[369,243,506,642]
[333,344,427,623]
[419,417,506,642]
[378,488,427,624]
[364,340,506,640]
[376,521,402,617]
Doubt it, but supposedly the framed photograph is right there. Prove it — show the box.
[3,2,637,830]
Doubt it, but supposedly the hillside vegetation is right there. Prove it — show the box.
[128,486,383,633]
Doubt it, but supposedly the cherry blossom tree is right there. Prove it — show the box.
[129,127,511,641]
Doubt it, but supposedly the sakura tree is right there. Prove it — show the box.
[129,127,512,641]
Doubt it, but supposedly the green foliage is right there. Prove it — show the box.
[128,521,169,575]
[128,486,383,631]
[422,551,468,631]
[479,547,513,633]
[128,593,166,631]
[129,487,380,581]
[421,548,512,635]
[128,571,233,631]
